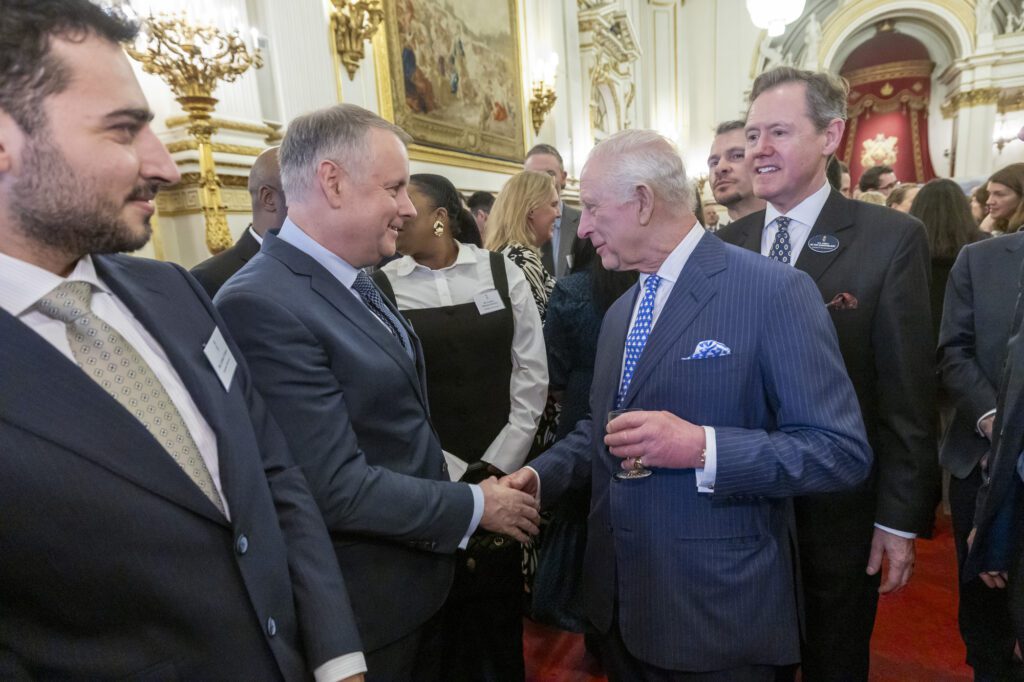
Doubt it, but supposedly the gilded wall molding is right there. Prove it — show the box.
[848,89,929,118]
[843,59,935,88]
[166,139,266,156]
[941,87,1001,118]
[156,173,252,216]
[164,116,283,143]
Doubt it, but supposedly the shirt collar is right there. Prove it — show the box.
[640,221,705,287]
[0,252,109,317]
[277,217,361,289]
[764,180,832,229]
[248,224,263,245]
[391,241,478,277]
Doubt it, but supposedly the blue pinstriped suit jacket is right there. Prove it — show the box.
[531,231,871,672]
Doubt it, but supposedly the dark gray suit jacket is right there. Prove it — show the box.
[190,227,261,299]
[541,202,580,278]
[0,255,360,679]
[531,232,870,671]
[718,191,939,538]
[215,232,476,652]
[939,232,1024,478]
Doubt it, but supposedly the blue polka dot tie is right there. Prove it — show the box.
[769,216,793,264]
[616,274,661,409]
[352,271,407,349]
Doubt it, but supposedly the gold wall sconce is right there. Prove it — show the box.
[330,0,385,80]
[530,52,559,135]
[126,10,262,255]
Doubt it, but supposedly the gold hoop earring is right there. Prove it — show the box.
[432,220,445,237]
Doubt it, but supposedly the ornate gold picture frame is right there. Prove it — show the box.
[373,0,527,171]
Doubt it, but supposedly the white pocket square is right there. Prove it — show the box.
[682,340,731,360]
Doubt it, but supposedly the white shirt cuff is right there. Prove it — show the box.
[525,465,542,503]
[874,523,916,539]
[459,484,485,549]
[314,652,367,682]
[696,426,717,494]
[977,409,997,438]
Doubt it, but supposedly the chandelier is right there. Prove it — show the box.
[746,0,806,37]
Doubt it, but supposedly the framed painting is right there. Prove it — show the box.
[373,0,527,170]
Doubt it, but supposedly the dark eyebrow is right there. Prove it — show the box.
[103,108,155,124]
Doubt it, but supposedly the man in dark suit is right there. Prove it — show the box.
[215,103,540,681]
[717,66,939,681]
[967,249,1024,648]
[940,230,1024,680]
[191,145,287,297]
[525,143,580,277]
[0,3,363,679]
[505,128,871,680]
[707,120,765,223]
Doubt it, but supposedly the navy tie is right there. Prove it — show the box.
[769,216,793,264]
[351,272,407,349]
[616,274,661,409]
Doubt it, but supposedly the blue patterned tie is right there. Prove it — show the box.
[351,271,407,349]
[768,216,793,264]
[616,274,661,408]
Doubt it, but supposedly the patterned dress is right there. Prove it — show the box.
[502,243,555,321]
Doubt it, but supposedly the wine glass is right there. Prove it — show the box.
[607,408,653,480]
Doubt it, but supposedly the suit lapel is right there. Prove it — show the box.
[263,234,428,404]
[621,233,724,408]
[793,190,857,283]
[0,306,226,524]
[237,229,261,263]
[731,210,765,253]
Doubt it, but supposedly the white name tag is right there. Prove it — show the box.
[474,290,506,315]
[203,326,237,391]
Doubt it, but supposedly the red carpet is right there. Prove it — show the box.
[523,513,972,681]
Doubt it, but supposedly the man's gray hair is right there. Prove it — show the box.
[749,66,848,131]
[280,103,411,199]
[585,129,693,211]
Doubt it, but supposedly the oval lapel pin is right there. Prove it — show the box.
[807,234,840,254]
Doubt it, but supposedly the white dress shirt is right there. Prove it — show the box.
[762,183,915,539]
[0,251,366,680]
[381,243,548,477]
[760,180,832,263]
[620,222,718,492]
[277,218,485,546]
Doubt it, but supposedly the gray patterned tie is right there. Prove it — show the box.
[36,281,225,515]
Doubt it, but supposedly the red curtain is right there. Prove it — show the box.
[838,60,937,185]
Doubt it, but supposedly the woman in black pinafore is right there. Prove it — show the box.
[376,174,548,681]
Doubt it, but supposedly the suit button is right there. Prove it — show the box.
[442,462,448,474]
[466,557,477,572]
[236,534,248,555]
[266,617,277,637]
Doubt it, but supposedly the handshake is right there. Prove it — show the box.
[476,468,542,543]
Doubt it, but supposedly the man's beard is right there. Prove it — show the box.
[9,133,156,257]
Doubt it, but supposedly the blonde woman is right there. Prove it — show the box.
[486,171,560,320]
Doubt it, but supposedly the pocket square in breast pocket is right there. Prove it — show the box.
[682,340,731,360]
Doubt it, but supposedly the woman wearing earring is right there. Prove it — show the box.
[485,170,561,320]
[376,173,547,681]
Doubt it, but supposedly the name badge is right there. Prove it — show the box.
[474,290,506,315]
[203,326,237,391]
[807,234,840,253]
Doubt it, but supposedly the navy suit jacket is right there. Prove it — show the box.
[939,232,1024,479]
[0,255,360,679]
[215,232,475,652]
[531,232,871,671]
[967,252,1024,577]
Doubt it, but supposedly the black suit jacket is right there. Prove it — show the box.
[215,232,475,652]
[967,252,1024,577]
[938,232,1024,479]
[0,255,360,679]
[190,227,261,298]
[718,191,939,537]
